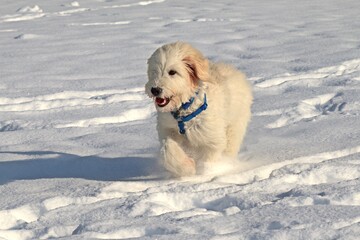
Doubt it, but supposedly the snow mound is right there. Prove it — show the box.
[14,34,40,40]
[16,5,43,13]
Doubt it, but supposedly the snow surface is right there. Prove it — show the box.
[0,0,360,239]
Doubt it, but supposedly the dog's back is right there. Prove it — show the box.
[208,62,253,157]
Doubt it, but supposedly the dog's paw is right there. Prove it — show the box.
[161,138,196,177]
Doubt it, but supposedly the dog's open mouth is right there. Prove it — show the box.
[155,97,170,107]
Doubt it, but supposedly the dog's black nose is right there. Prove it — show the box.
[151,87,162,96]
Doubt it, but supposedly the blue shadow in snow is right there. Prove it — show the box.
[0,151,165,184]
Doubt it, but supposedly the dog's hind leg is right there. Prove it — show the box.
[224,121,248,158]
[161,138,196,177]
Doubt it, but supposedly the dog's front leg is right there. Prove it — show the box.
[161,138,196,177]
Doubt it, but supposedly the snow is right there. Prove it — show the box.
[0,0,360,239]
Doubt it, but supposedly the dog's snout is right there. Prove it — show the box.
[151,87,162,96]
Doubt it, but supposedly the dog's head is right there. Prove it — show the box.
[145,42,209,112]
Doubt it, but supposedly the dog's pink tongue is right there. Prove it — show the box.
[156,97,165,104]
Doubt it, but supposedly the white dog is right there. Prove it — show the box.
[145,42,253,177]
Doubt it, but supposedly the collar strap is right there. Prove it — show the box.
[171,94,208,134]
[181,96,195,110]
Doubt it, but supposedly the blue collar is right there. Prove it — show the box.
[171,93,208,134]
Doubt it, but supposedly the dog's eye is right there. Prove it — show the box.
[168,70,177,76]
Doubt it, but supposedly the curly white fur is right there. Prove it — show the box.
[145,42,253,177]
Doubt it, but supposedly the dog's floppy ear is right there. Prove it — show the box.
[183,50,209,82]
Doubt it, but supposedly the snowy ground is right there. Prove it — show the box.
[1,0,360,239]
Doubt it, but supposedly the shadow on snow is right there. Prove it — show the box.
[0,151,164,184]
